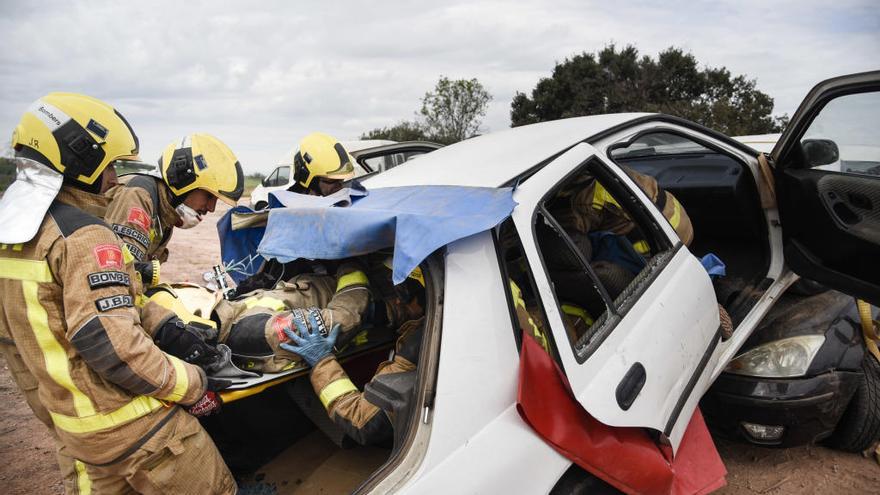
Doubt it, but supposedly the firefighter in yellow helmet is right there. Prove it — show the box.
[104,133,243,287]
[289,132,356,196]
[0,93,236,494]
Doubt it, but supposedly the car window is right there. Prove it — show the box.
[265,167,279,186]
[275,166,290,185]
[610,132,712,159]
[532,158,671,361]
[361,150,430,173]
[801,91,880,176]
[496,218,553,355]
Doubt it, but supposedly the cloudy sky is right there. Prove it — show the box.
[1,0,877,174]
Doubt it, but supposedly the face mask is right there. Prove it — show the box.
[175,203,202,229]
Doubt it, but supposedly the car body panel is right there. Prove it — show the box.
[364,113,651,189]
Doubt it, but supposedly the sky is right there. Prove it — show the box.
[1,0,877,175]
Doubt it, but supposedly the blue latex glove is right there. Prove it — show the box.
[280,312,341,367]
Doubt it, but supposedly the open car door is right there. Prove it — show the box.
[511,142,722,452]
[773,71,880,305]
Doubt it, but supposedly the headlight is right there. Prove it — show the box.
[725,335,825,378]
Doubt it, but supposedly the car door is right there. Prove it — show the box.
[352,142,441,175]
[772,71,880,305]
[510,141,722,451]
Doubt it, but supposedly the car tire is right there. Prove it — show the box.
[550,464,622,495]
[788,277,829,296]
[254,201,268,210]
[826,354,880,452]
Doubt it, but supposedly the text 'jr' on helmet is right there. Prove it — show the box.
[11,92,140,185]
[292,132,356,189]
[159,133,244,205]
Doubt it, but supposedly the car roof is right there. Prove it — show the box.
[274,139,397,166]
[364,113,650,188]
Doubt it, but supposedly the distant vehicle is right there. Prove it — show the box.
[248,140,441,209]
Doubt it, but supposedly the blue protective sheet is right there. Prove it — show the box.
[257,185,516,284]
[217,206,266,283]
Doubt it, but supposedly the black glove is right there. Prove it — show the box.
[206,376,233,392]
[154,317,221,368]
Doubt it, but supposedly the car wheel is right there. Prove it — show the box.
[254,201,268,210]
[826,354,880,452]
[788,277,829,296]
[550,464,622,495]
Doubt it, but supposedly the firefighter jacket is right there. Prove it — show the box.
[104,174,179,263]
[310,317,424,446]
[0,186,206,465]
[555,166,693,254]
[212,261,371,372]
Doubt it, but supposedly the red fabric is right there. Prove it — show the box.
[516,335,726,495]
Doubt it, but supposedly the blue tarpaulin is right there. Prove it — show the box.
[217,206,267,283]
[254,185,516,284]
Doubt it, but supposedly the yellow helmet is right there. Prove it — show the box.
[292,132,356,189]
[11,92,139,185]
[159,133,244,206]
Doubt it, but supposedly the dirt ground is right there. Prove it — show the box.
[0,202,877,494]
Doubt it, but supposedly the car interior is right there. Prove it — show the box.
[201,252,432,494]
[608,131,772,327]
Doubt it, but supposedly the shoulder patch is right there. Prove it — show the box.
[124,242,146,262]
[95,294,134,312]
[127,207,152,231]
[49,201,107,238]
[112,224,151,248]
[93,244,124,269]
[87,271,130,290]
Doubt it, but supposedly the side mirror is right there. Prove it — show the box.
[261,178,269,187]
[802,138,840,167]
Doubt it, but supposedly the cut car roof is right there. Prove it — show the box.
[363,113,650,189]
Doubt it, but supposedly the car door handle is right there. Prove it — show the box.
[616,362,646,411]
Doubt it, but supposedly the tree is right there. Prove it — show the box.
[511,45,788,135]
[420,77,492,144]
[361,120,430,142]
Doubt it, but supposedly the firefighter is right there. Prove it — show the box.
[288,131,356,197]
[280,266,426,446]
[104,133,243,287]
[553,166,693,256]
[231,132,357,298]
[212,260,371,372]
[0,93,236,494]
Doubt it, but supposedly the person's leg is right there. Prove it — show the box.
[125,412,237,495]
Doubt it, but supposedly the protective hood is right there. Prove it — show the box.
[0,158,63,243]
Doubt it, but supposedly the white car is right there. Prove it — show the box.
[248,140,441,209]
[210,71,880,493]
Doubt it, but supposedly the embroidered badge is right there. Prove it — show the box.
[87,271,130,289]
[127,207,152,231]
[272,313,294,342]
[93,244,123,269]
[124,243,146,262]
[112,224,150,248]
[95,294,134,312]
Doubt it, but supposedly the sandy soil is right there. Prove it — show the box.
[0,202,877,494]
